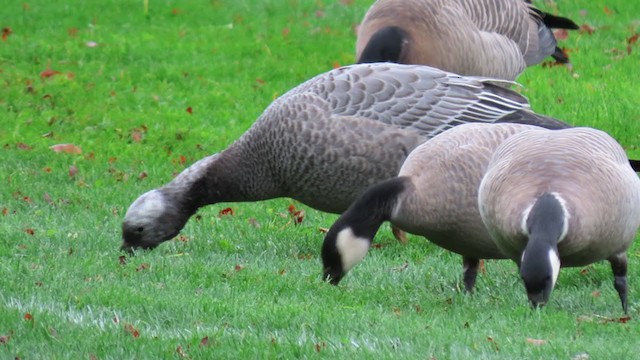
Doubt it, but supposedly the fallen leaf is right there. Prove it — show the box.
[50,143,82,154]
[113,315,120,324]
[24,313,33,321]
[526,338,547,346]
[579,24,595,35]
[186,106,193,114]
[24,228,35,235]
[1,208,8,216]
[69,164,78,178]
[332,61,341,69]
[124,323,140,338]
[1,27,12,41]
[118,255,127,265]
[554,29,569,41]
[200,336,209,347]
[318,227,328,233]
[136,263,150,272]
[629,34,639,45]
[219,207,234,216]
[16,142,32,150]
[603,6,614,16]
[176,345,187,358]
[40,68,61,79]
[68,28,78,37]
[234,264,244,271]
[138,171,148,180]
[591,290,601,298]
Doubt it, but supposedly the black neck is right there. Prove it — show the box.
[358,26,408,64]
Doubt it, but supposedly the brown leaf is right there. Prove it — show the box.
[200,336,209,347]
[603,6,614,16]
[24,313,33,321]
[124,324,140,338]
[579,24,595,35]
[50,143,82,154]
[24,228,35,236]
[186,106,193,114]
[628,33,639,45]
[234,264,244,271]
[118,255,127,265]
[219,207,234,216]
[113,314,120,324]
[554,29,569,41]
[69,164,78,178]
[16,142,32,150]
[318,227,328,233]
[138,171,148,180]
[1,27,12,41]
[1,208,8,216]
[68,28,78,37]
[136,263,150,272]
[176,345,187,358]
[40,68,61,79]
[526,338,547,346]
[131,130,143,143]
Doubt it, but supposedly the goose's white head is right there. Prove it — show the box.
[121,189,191,252]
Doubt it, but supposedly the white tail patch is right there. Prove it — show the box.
[335,227,371,273]
[549,192,570,243]
[520,192,570,243]
[549,248,561,289]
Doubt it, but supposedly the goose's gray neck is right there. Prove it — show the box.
[161,136,280,214]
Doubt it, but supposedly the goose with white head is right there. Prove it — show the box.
[122,63,572,252]
[478,127,640,312]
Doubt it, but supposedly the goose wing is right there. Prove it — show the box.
[301,63,568,137]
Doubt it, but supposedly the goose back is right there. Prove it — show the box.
[356,0,559,80]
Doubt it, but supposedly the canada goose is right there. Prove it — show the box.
[356,0,578,80]
[321,122,539,290]
[478,127,640,312]
[122,63,572,251]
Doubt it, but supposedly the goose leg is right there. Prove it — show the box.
[391,225,408,244]
[608,253,628,314]
[462,257,480,293]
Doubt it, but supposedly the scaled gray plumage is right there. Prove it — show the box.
[121,63,569,251]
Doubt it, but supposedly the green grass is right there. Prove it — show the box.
[1,0,639,358]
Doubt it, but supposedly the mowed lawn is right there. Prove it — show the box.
[1,0,639,358]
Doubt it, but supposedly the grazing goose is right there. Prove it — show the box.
[478,127,640,313]
[356,0,578,80]
[122,63,572,251]
[321,122,539,290]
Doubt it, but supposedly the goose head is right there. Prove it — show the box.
[322,227,372,285]
[121,188,192,252]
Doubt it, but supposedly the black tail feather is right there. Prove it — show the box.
[630,159,640,172]
[540,12,579,30]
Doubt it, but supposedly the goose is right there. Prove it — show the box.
[121,63,573,252]
[356,0,578,80]
[478,127,640,313]
[321,122,540,291]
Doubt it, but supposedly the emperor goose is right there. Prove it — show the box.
[478,127,640,313]
[321,122,537,291]
[121,63,572,252]
[356,0,578,80]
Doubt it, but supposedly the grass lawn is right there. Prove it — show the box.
[1,0,639,358]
